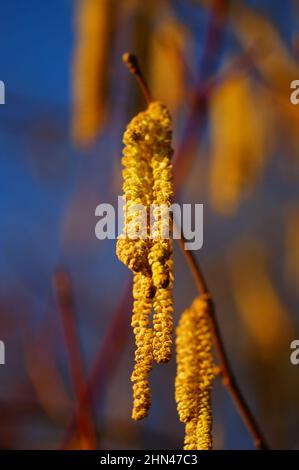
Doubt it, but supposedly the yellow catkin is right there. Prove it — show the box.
[228,240,293,361]
[131,273,154,420]
[72,0,109,146]
[116,102,155,275]
[209,73,266,214]
[152,258,173,363]
[149,16,187,114]
[175,296,215,450]
[184,418,197,451]
[148,102,173,289]
[147,102,174,363]
[116,101,174,418]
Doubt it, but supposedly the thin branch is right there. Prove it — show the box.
[54,269,97,450]
[125,50,270,451]
[177,236,269,450]
[59,281,132,449]
[174,0,230,191]
[122,53,153,105]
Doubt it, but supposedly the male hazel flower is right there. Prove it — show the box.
[116,101,174,419]
[175,296,215,450]
[131,273,153,420]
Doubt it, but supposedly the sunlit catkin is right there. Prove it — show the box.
[209,73,266,214]
[72,0,110,146]
[116,101,154,275]
[131,273,154,420]
[147,102,174,363]
[149,16,187,114]
[152,258,173,363]
[175,296,215,450]
[184,418,197,451]
[116,101,174,418]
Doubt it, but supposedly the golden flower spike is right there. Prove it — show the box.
[147,102,174,363]
[117,53,174,420]
[116,104,153,276]
[175,296,215,450]
[117,105,174,417]
[131,273,154,420]
[152,258,174,363]
[72,0,110,146]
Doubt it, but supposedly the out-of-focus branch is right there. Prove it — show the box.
[176,235,270,450]
[54,269,97,450]
[174,0,230,191]
[59,281,132,449]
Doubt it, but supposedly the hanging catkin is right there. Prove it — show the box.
[152,258,174,363]
[72,0,110,146]
[117,101,174,420]
[209,73,267,214]
[148,102,174,363]
[131,272,154,420]
[175,296,215,450]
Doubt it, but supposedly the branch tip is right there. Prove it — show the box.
[122,51,152,104]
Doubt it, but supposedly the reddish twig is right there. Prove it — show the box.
[174,0,230,190]
[59,280,132,448]
[54,269,97,450]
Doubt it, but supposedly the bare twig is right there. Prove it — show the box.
[59,281,132,448]
[177,236,269,450]
[174,0,229,191]
[54,269,97,450]
[123,53,153,105]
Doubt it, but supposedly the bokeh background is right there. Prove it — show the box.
[0,0,299,450]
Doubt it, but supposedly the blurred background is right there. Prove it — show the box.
[0,0,299,450]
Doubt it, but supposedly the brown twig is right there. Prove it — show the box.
[54,269,97,450]
[176,236,269,450]
[174,0,229,191]
[125,49,270,450]
[122,53,153,105]
[59,281,132,448]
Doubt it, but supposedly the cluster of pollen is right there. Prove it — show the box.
[175,296,215,450]
[116,101,174,420]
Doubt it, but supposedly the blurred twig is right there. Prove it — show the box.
[177,235,270,450]
[59,280,132,448]
[174,0,229,190]
[54,269,97,450]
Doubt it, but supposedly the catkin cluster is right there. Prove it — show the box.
[116,101,174,420]
[175,296,215,450]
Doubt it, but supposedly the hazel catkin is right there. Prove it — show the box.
[131,273,154,420]
[175,296,215,450]
[116,101,174,419]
